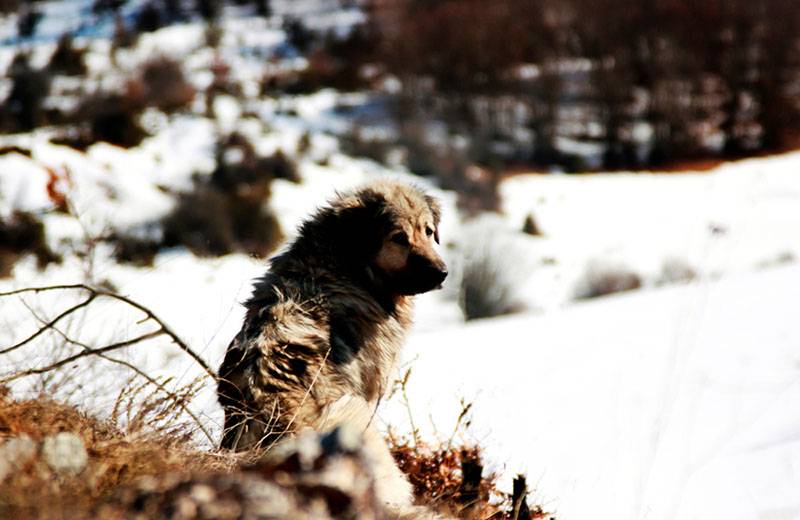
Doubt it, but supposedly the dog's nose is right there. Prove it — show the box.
[431,267,448,287]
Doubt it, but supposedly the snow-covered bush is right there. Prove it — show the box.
[456,216,528,320]
[574,260,642,300]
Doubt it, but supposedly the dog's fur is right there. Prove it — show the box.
[217,179,447,514]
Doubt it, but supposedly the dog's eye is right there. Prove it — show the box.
[391,232,409,246]
[425,226,434,237]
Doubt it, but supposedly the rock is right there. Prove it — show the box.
[42,432,88,475]
[0,434,38,481]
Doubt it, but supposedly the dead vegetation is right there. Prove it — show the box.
[0,391,236,520]
[0,284,549,519]
[0,212,61,278]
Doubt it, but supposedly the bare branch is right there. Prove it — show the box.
[0,294,96,355]
[0,283,216,379]
[0,330,162,384]
[23,305,216,445]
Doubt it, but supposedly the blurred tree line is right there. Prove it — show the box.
[368,0,800,171]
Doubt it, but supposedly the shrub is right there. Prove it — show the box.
[339,127,394,164]
[211,133,300,190]
[134,1,165,33]
[0,54,51,132]
[458,217,527,320]
[257,150,300,183]
[0,0,19,15]
[283,17,314,54]
[161,181,283,258]
[136,57,195,113]
[0,211,61,277]
[389,436,550,519]
[162,186,236,256]
[46,34,88,76]
[110,232,161,267]
[574,261,643,300]
[195,0,221,21]
[398,123,500,215]
[91,0,125,15]
[522,213,542,236]
[111,15,139,51]
[657,258,696,286]
[55,93,147,149]
[16,6,42,38]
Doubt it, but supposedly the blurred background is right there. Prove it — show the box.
[1,2,800,519]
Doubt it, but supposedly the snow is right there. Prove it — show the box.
[388,264,800,520]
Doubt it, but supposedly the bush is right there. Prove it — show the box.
[134,1,165,33]
[283,17,314,54]
[574,261,642,300]
[91,0,125,15]
[46,34,88,77]
[54,93,147,149]
[458,217,527,320]
[339,127,394,164]
[16,6,42,38]
[195,0,221,21]
[389,436,549,519]
[0,54,51,132]
[0,211,61,277]
[657,258,696,286]
[522,213,542,236]
[398,123,500,215]
[211,133,300,190]
[108,134,290,264]
[0,0,19,15]
[136,57,195,113]
[110,232,161,267]
[162,185,283,258]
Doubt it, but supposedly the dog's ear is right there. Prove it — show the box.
[425,194,441,243]
[335,190,392,256]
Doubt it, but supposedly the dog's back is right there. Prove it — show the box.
[217,269,413,451]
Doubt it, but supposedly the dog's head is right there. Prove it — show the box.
[325,180,447,296]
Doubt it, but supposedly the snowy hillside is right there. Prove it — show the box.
[3,144,799,519]
[2,3,800,519]
[392,263,800,520]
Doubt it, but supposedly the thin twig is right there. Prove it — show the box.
[26,306,216,445]
[398,368,419,447]
[1,330,162,384]
[0,283,216,379]
[0,294,96,355]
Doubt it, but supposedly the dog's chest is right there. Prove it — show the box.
[328,304,411,402]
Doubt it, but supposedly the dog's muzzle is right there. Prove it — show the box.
[408,254,448,293]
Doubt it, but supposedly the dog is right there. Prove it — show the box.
[217,179,447,515]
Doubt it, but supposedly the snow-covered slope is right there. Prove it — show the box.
[389,263,800,520]
[2,7,800,519]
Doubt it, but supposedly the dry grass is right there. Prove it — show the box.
[0,284,550,519]
[0,391,236,520]
[0,392,552,519]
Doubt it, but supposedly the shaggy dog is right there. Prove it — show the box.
[217,179,447,515]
